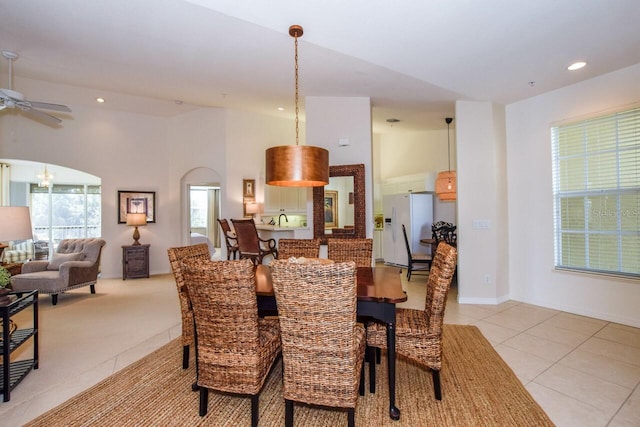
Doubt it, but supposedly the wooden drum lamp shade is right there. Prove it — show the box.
[266,145,329,187]
[265,24,329,188]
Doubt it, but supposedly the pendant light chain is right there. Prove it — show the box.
[447,121,451,172]
[264,25,329,187]
[294,34,300,146]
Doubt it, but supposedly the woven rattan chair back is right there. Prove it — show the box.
[167,243,211,369]
[276,238,320,260]
[327,238,373,267]
[366,241,457,401]
[231,218,278,264]
[270,260,365,427]
[217,218,239,260]
[180,258,281,424]
[424,242,457,337]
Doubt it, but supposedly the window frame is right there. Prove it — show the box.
[551,106,639,279]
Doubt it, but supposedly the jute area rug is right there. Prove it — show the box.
[26,325,554,426]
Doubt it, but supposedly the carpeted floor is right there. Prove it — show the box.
[25,325,554,426]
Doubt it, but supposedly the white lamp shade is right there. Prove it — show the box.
[126,212,147,227]
[245,203,259,215]
[0,206,34,241]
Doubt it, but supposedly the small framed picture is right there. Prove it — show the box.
[374,213,384,230]
[118,190,156,224]
[243,179,255,198]
[324,190,338,228]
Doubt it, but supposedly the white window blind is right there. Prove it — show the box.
[551,107,640,278]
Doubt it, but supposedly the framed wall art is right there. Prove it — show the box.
[243,179,255,198]
[324,190,338,228]
[118,190,156,224]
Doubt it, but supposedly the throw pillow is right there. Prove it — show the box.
[47,252,84,270]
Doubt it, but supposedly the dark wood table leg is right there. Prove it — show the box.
[386,321,400,420]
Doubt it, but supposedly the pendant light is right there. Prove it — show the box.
[37,165,53,188]
[435,117,457,201]
[265,25,329,187]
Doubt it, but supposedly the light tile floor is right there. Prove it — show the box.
[1,269,638,426]
[401,277,640,427]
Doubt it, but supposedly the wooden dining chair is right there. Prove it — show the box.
[327,238,373,267]
[366,242,457,400]
[270,259,366,427]
[276,238,320,259]
[217,218,239,260]
[166,243,212,369]
[402,224,432,281]
[231,218,278,264]
[180,258,281,426]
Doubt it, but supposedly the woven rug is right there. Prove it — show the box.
[26,325,554,426]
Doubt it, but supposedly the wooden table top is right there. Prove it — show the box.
[256,264,407,304]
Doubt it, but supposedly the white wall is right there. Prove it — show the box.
[0,78,294,278]
[506,63,640,327]
[377,129,455,180]
[455,101,509,304]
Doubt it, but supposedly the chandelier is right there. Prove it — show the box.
[37,165,53,188]
[265,25,329,187]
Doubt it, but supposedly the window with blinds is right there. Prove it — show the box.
[551,106,640,278]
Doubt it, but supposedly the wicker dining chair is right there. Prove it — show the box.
[277,238,320,260]
[231,218,278,264]
[167,243,212,369]
[366,242,457,400]
[180,258,281,425]
[217,218,239,260]
[327,238,373,267]
[270,259,366,427]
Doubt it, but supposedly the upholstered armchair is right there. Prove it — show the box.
[11,238,106,305]
[1,239,35,263]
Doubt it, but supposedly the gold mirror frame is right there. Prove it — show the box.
[313,164,366,243]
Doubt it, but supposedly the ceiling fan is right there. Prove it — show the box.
[0,50,71,125]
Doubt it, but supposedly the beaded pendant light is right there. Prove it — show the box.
[265,25,329,187]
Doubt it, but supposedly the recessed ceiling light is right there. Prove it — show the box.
[568,61,587,71]
[277,107,285,111]
[96,97,105,103]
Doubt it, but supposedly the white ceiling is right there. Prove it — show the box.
[1,0,639,132]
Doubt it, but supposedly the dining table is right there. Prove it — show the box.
[255,263,407,421]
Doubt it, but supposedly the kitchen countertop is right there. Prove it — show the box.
[256,225,309,231]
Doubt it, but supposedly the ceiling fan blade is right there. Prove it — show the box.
[21,107,63,126]
[28,100,71,112]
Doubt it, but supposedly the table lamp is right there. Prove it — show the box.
[245,202,259,218]
[126,213,147,245]
[0,206,34,261]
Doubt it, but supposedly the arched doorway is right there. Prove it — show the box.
[180,167,222,259]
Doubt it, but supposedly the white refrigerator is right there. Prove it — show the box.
[383,193,434,267]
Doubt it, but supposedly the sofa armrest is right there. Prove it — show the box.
[60,260,98,286]
[21,260,50,274]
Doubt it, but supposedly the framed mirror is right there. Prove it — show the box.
[313,164,366,243]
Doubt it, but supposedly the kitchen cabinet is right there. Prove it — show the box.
[264,186,307,213]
